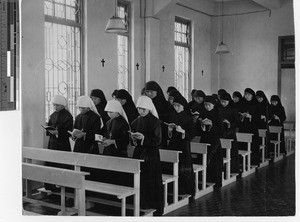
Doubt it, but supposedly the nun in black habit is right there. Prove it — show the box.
[90,89,110,134]
[131,95,164,215]
[167,93,195,196]
[218,92,240,174]
[269,95,286,154]
[256,90,271,158]
[196,95,223,188]
[115,89,139,126]
[238,88,261,166]
[144,81,170,149]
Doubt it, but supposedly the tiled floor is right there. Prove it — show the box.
[166,153,295,216]
[23,153,295,216]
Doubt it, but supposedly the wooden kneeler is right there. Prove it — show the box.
[159,149,190,215]
[220,139,238,187]
[269,126,284,162]
[236,133,256,177]
[258,129,270,168]
[190,142,214,199]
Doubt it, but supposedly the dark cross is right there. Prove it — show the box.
[101,59,105,67]
[136,63,139,70]
[201,70,204,76]
[162,65,165,72]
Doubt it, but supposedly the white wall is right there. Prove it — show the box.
[211,0,295,99]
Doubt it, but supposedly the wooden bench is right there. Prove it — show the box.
[283,122,295,156]
[258,129,270,168]
[190,142,214,199]
[268,126,284,162]
[236,133,256,177]
[22,162,89,216]
[220,139,238,186]
[23,147,145,216]
[159,149,190,215]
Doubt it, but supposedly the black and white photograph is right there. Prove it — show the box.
[0,0,298,221]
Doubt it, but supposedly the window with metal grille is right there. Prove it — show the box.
[44,0,82,122]
[117,1,130,91]
[174,17,191,100]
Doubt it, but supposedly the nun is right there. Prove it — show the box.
[131,95,164,216]
[196,95,223,188]
[44,95,73,192]
[167,93,195,196]
[218,92,240,174]
[269,95,286,154]
[73,95,102,154]
[102,99,130,157]
[115,89,139,126]
[90,89,110,134]
[238,88,261,166]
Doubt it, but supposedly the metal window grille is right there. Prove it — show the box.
[174,17,191,100]
[44,0,82,122]
[117,1,130,91]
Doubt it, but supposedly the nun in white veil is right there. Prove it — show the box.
[101,99,130,157]
[131,95,164,215]
[72,95,102,154]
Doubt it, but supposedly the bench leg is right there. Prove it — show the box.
[174,179,178,204]
[77,188,85,216]
[61,186,66,213]
[262,147,265,163]
[247,154,251,171]
[164,184,168,207]
[121,198,126,216]
[242,156,246,172]
[133,193,140,216]
[226,162,230,180]
[195,172,199,193]
[202,170,207,190]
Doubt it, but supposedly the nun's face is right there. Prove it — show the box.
[90,96,101,105]
[271,101,278,106]
[173,102,184,113]
[256,96,263,103]
[137,107,150,117]
[116,98,126,106]
[145,90,157,99]
[79,107,89,114]
[107,111,119,119]
[53,103,64,112]
[220,100,229,107]
[204,102,214,111]
[195,97,204,104]
[232,96,239,103]
[244,93,253,101]
[168,96,174,104]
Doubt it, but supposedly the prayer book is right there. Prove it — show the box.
[41,125,56,131]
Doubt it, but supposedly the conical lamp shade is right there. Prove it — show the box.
[105,16,127,34]
[215,42,229,54]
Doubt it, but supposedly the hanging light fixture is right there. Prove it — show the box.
[105,0,127,34]
[215,0,229,54]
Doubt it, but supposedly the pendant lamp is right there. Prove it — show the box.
[215,0,229,54]
[105,0,127,34]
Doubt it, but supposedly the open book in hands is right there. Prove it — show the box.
[128,131,144,139]
[41,125,56,131]
[191,111,200,116]
[68,129,85,139]
[164,122,177,129]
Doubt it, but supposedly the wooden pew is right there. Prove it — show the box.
[257,129,270,168]
[23,147,144,216]
[268,126,284,162]
[220,139,238,187]
[159,149,190,215]
[283,122,295,156]
[236,133,256,177]
[22,162,89,216]
[190,142,214,199]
